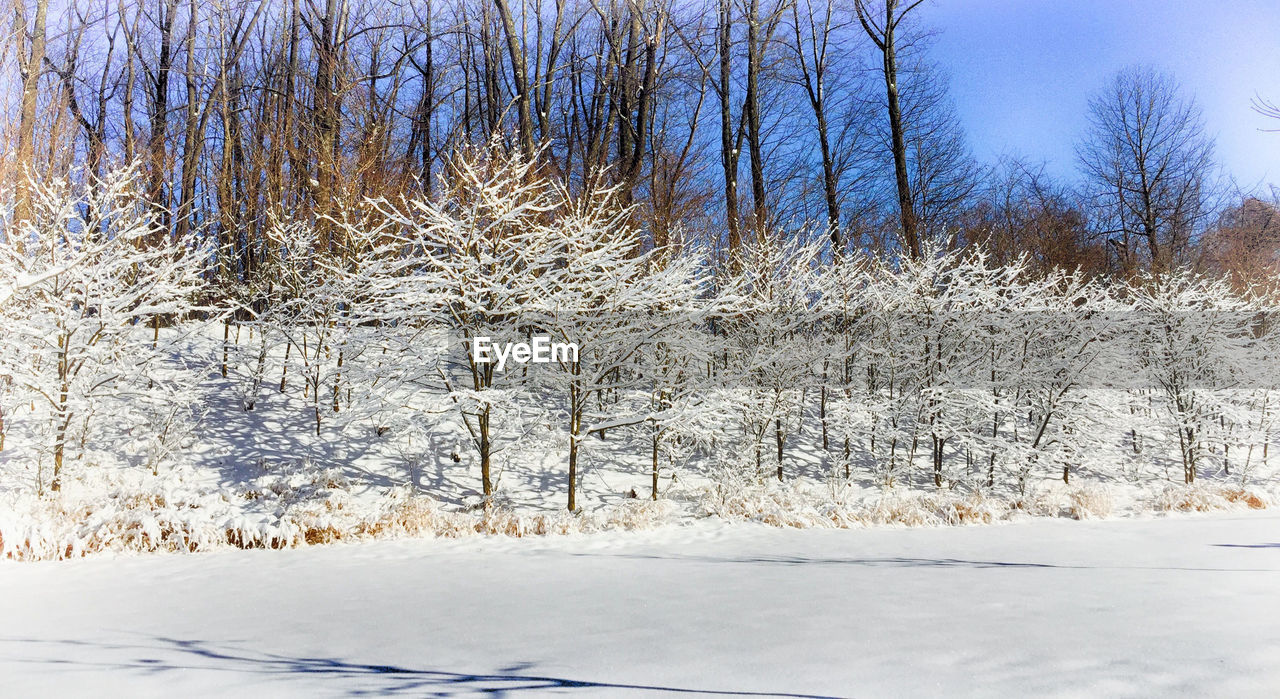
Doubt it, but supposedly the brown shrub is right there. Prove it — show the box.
[1222,489,1268,510]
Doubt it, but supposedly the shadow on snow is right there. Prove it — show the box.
[2,636,843,698]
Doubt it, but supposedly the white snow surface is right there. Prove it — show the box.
[3,512,1279,697]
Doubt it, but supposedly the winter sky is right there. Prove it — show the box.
[927,0,1280,191]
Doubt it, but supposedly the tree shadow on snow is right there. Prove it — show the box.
[562,552,1279,572]
[3,636,843,698]
[1212,543,1280,549]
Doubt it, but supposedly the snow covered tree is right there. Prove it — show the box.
[721,232,827,480]
[529,187,710,511]
[371,143,558,498]
[1128,272,1261,483]
[636,244,730,499]
[264,213,405,439]
[954,265,1116,492]
[1,167,208,491]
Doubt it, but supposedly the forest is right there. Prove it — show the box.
[2,0,1279,559]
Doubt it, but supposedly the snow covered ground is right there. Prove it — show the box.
[3,512,1278,697]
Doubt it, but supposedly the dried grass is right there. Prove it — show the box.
[1221,488,1268,510]
[692,476,1276,531]
[1152,484,1270,513]
[1066,486,1114,520]
[697,481,1017,529]
[2,468,1271,562]
[0,477,676,561]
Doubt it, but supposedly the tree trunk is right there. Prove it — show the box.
[718,0,742,265]
[479,407,492,497]
[744,0,767,233]
[775,417,784,480]
[651,427,660,500]
[13,0,50,234]
[176,0,202,241]
[493,0,536,159]
[567,364,582,511]
[856,0,921,259]
[881,7,918,258]
[146,0,179,240]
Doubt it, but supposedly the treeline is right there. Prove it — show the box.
[4,0,1278,286]
[2,155,1278,509]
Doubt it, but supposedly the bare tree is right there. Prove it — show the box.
[787,0,843,249]
[1200,192,1280,291]
[1077,67,1217,272]
[897,58,978,249]
[963,157,1103,276]
[854,0,925,259]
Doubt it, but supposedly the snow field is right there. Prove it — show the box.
[2,512,1278,697]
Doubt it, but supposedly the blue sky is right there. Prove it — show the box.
[925,0,1280,191]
